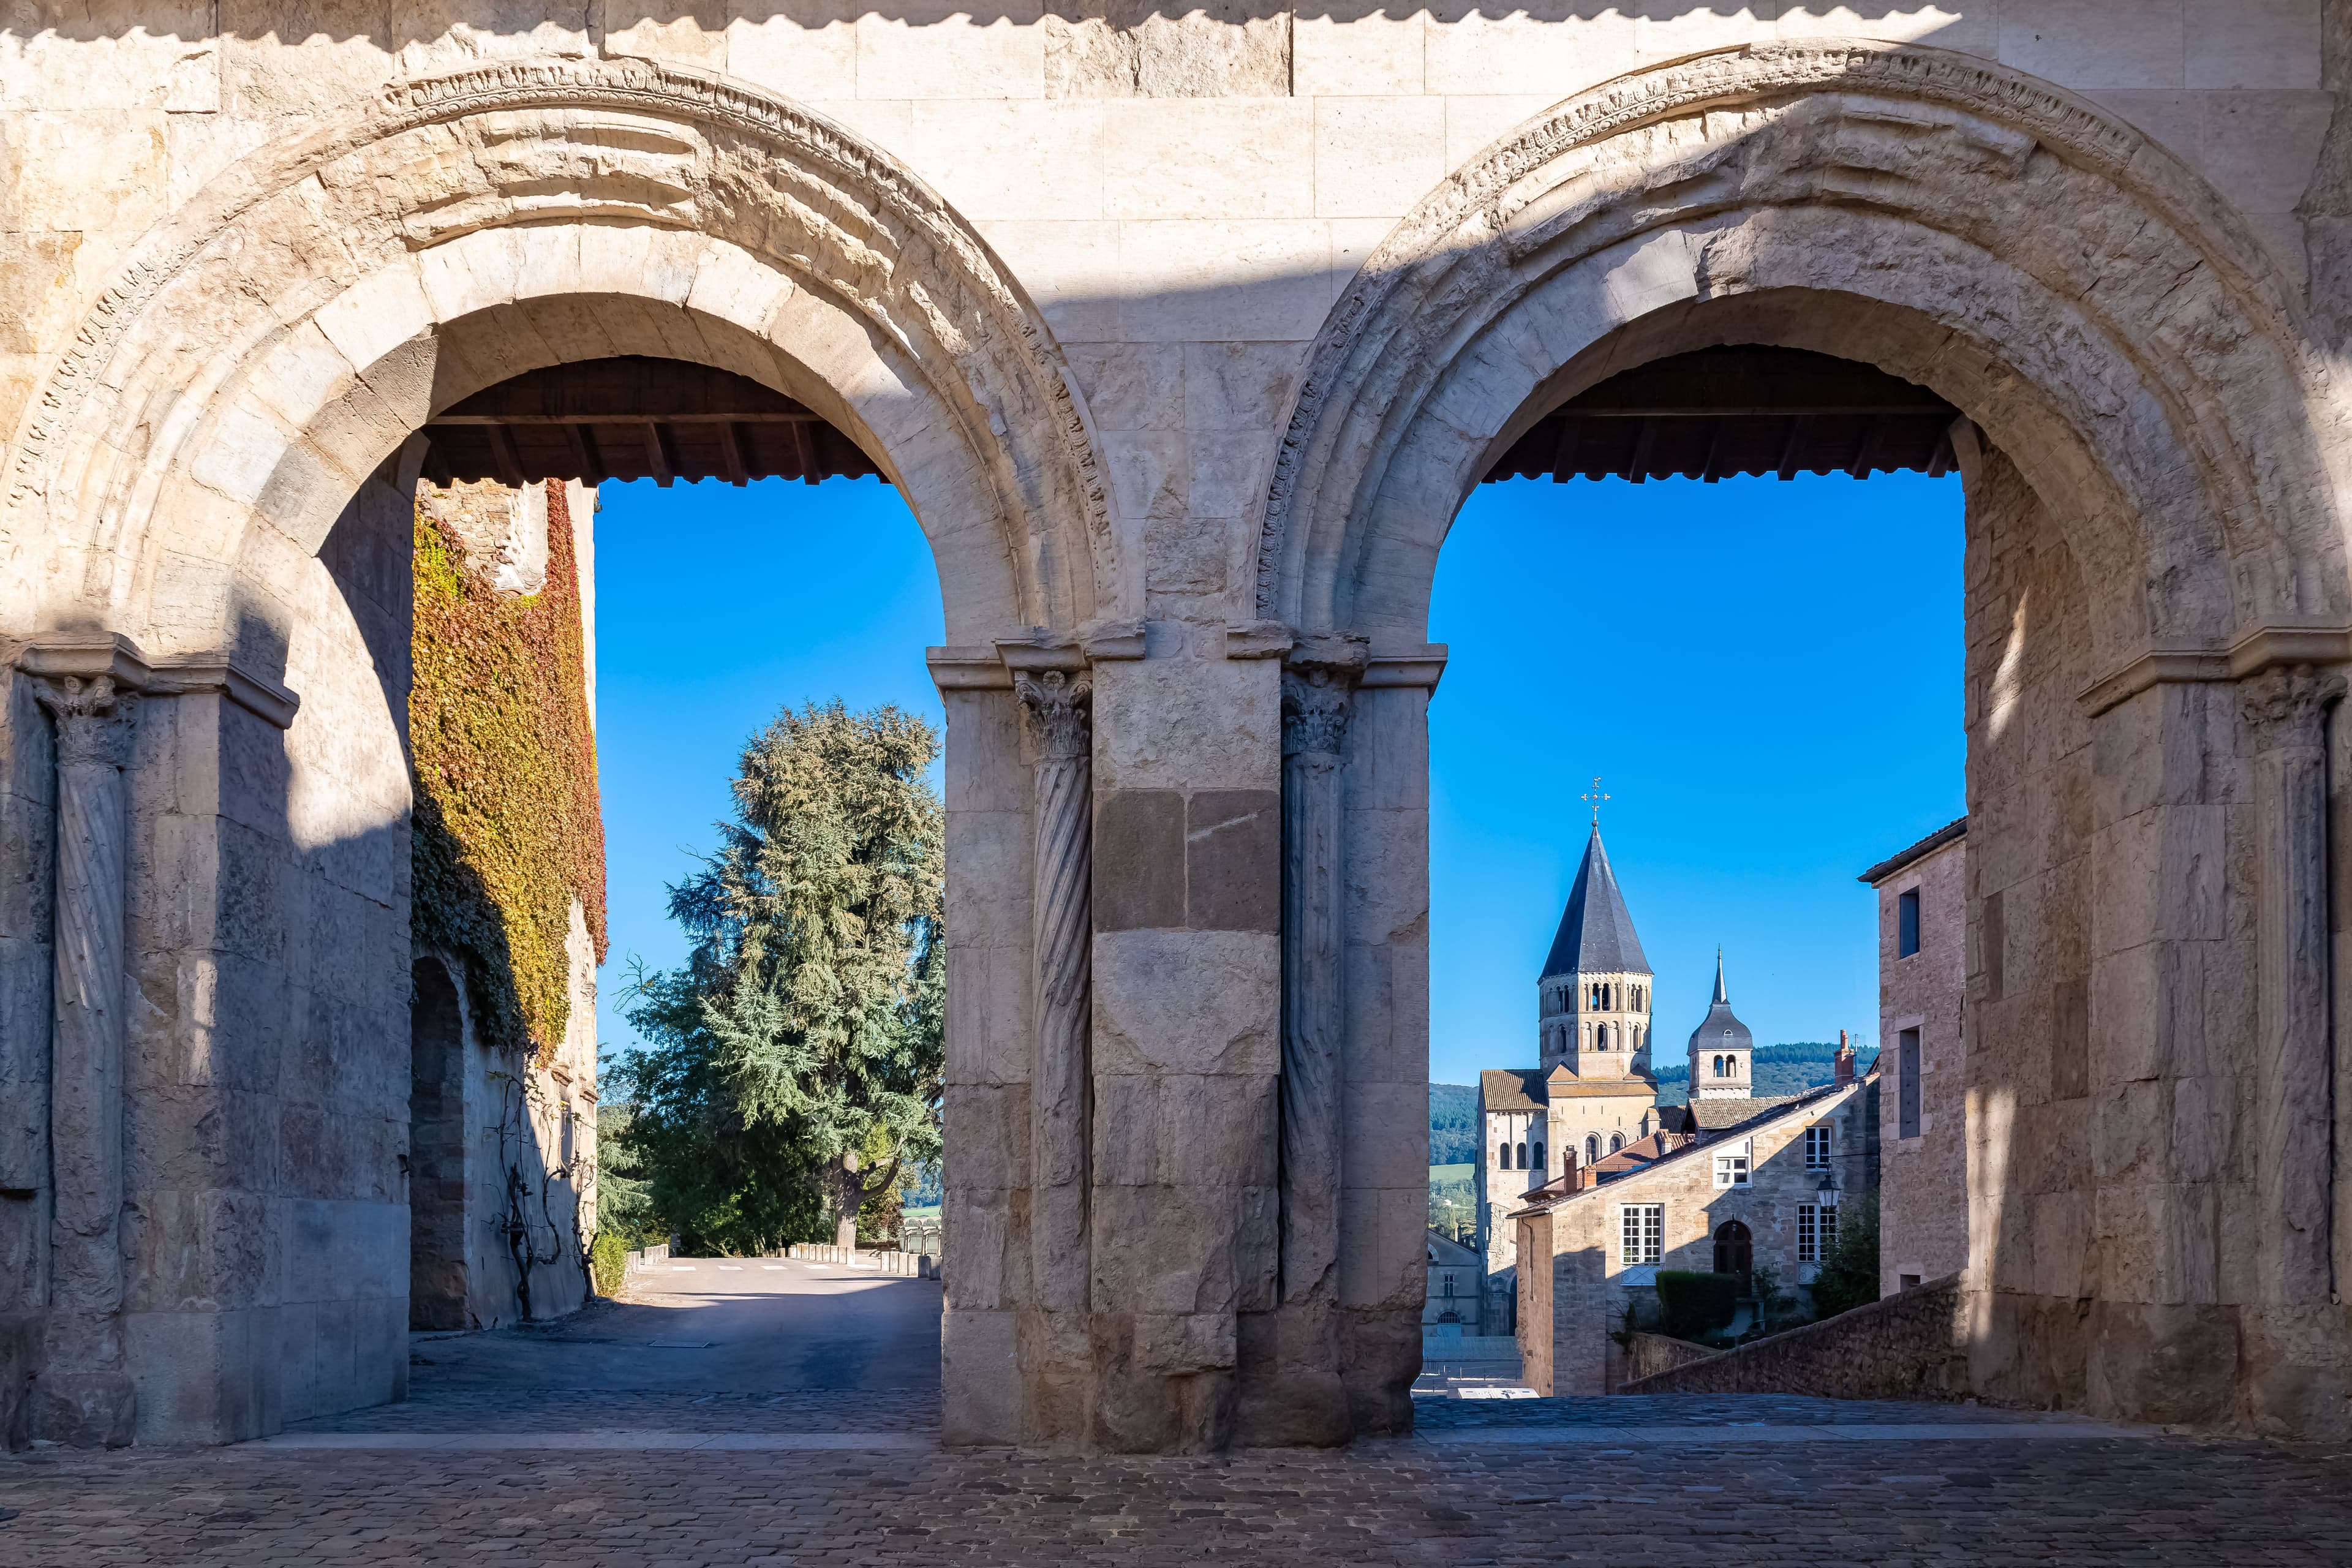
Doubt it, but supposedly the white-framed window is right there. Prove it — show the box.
[1798,1203,1840,1263]
[1804,1125,1833,1169]
[1713,1152,1750,1188]
[1621,1203,1664,1265]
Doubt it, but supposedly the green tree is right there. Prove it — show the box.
[1809,1193,1881,1320]
[629,701,945,1250]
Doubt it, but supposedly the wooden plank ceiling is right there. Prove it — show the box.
[428,347,1958,494]
[1483,347,1962,486]
[420,356,884,488]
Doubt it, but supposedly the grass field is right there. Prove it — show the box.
[1429,1163,1474,1239]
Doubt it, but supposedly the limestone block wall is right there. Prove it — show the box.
[1617,1273,1967,1400]
[1875,834,1969,1297]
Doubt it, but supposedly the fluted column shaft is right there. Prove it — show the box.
[2244,663,2342,1305]
[1280,667,1351,1302]
[32,674,136,1390]
[1018,670,1093,1313]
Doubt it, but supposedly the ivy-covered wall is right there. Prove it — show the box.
[410,480,607,1064]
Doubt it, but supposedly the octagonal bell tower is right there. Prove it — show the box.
[1537,825,1656,1083]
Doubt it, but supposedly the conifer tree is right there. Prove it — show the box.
[616,701,943,1252]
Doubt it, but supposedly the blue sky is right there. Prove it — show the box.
[589,470,1965,1080]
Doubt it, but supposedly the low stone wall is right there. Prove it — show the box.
[786,1243,937,1278]
[621,1242,671,1284]
[1616,1275,1967,1400]
[1619,1331,1719,1384]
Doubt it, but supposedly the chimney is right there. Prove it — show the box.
[1834,1028,1856,1087]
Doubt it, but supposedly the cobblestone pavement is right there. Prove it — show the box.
[4,1398,2349,1566]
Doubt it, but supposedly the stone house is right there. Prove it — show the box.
[1861,819,1969,1297]
[1512,1065,1881,1396]
[1423,1230,1482,1330]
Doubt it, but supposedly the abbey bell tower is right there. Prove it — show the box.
[1537,824,1656,1083]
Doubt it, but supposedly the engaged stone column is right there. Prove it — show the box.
[1016,669,1093,1316]
[2243,663,2343,1305]
[1280,665,1354,1303]
[31,672,138,1446]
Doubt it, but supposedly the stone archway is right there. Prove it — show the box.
[1257,42,2352,1437]
[0,58,1119,1445]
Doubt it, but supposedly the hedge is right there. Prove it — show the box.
[1656,1270,1740,1340]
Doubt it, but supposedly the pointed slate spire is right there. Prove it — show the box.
[1540,826,1652,979]
[1688,950,1754,1054]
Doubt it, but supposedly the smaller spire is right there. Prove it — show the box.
[1712,948,1727,1005]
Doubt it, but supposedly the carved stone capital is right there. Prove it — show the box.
[1014,669,1093,762]
[1281,666,1355,758]
[32,674,137,769]
[2241,663,2343,744]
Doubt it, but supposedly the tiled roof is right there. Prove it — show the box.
[1589,1130,1691,1180]
[1686,1094,1801,1130]
[1480,1066,1655,1111]
[1541,826,1651,978]
[1479,1068,1548,1113]
[1856,815,1967,885]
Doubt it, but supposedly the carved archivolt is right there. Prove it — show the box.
[3,57,1114,649]
[1257,40,2346,663]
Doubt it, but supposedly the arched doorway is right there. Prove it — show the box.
[1256,43,2348,1432]
[1713,1219,1753,1281]
[2,59,1115,1447]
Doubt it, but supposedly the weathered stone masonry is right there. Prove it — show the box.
[4,7,2352,1449]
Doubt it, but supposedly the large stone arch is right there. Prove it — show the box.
[1257,39,2346,665]
[2,55,1118,660]
[0,58,1120,1446]
[1257,41,2352,1437]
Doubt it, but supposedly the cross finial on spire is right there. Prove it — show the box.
[1581,776,1609,826]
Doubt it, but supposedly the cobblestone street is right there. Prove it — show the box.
[4,1405,2349,1567]
[6,1261,2347,1564]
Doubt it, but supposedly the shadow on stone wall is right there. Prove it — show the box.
[1616,1274,1967,1401]
[6,1,1978,45]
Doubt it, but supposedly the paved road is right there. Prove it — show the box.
[409,1255,941,1393]
[4,1263,2350,1565]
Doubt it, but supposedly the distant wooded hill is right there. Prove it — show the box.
[1428,1041,1879,1145]
[1652,1041,1878,1106]
[1430,1083,1480,1164]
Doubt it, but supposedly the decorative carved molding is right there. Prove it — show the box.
[1278,657,1357,1304]
[2241,663,2346,741]
[20,634,300,729]
[7,56,1113,633]
[1015,670,1093,763]
[1281,668,1353,760]
[2078,630,2352,717]
[1017,665,1094,1315]
[2244,660,2342,1306]
[29,655,138,1437]
[32,675,134,771]
[1254,39,2329,641]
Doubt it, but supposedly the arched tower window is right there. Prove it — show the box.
[1516,1141,1529,1169]
[1498,1140,1510,1169]
[1585,1134,1600,1165]
[1532,1142,1545,1170]
[1610,1133,1625,1153]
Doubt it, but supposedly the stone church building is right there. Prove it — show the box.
[4,0,2351,1450]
